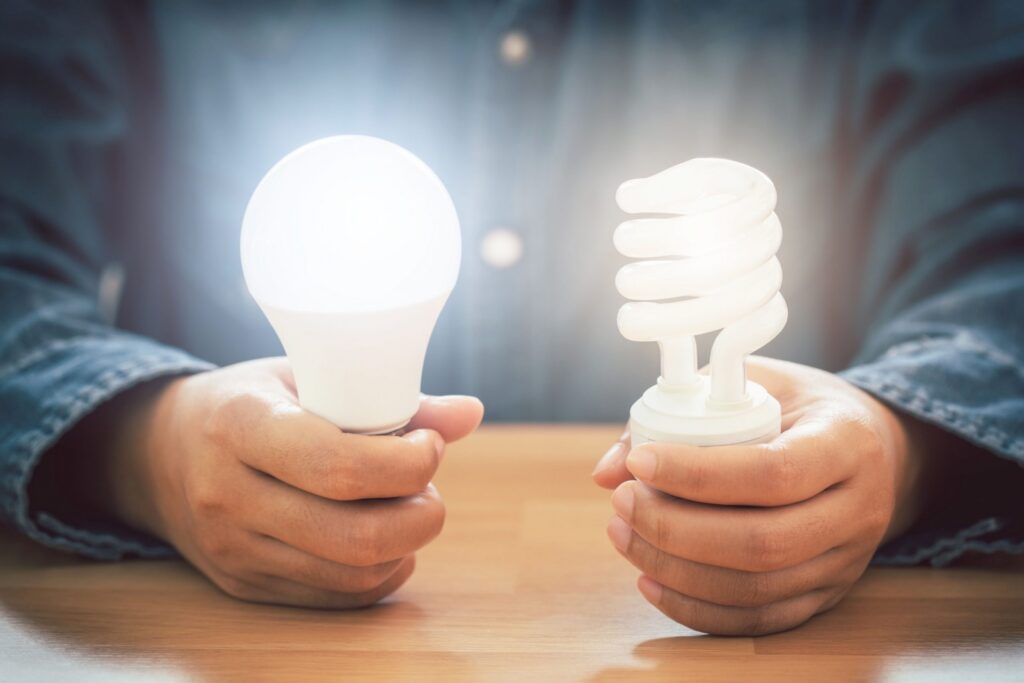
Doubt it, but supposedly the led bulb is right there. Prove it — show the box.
[241,135,460,433]
[615,158,788,447]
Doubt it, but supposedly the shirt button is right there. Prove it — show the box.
[499,30,531,66]
[481,228,524,269]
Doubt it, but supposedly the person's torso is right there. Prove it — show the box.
[115,0,861,421]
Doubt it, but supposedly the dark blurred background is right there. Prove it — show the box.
[4,0,1021,421]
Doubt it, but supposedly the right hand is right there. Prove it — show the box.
[101,358,483,608]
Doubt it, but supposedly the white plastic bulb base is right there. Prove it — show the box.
[629,376,780,448]
[261,293,447,435]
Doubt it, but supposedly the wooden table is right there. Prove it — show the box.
[1,424,1022,681]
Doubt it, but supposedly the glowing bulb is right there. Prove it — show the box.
[241,135,460,434]
[615,158,788,447]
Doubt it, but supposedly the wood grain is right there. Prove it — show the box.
[1,424,1022,681]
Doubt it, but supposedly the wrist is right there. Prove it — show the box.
[884,410,956,542]
[103,376,187,539]
[65,375,186,540]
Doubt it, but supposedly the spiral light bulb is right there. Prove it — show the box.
[615,158,788,447]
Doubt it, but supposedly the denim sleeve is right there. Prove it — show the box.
[837,1,1024,566]
[0,2,212,559]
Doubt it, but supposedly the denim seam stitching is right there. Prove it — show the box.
[0,337,94,381]
[875,517,1004,566]
[4,346,211,558]
[845,371,1024,458]
[878,331,1020,371]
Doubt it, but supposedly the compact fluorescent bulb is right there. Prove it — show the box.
[241,135,460,434]
[615,158,788,447]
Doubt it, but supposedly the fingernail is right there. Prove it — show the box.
[606,516,632,553]
[626,446,656,481]
[611,482,636,521]
[593,442,625,477]
[638,575,664,605]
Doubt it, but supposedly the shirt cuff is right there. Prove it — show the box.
[0,335,213,560]
[841,334,1024,567]
[872,516,1024,567]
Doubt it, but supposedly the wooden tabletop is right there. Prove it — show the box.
[1,424,1022,682]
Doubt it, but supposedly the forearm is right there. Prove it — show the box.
[883,412,962,544]
[0,211,208,559]
[841,268,1024,564]
[31,374,185,541]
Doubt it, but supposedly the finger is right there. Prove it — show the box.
[624,414,860,506]
[241,476,446,567]
[233,398,445,500]
[734,355,798,401]
[258,362,485,444]
[244,532,406,594]
[637,575,835,636]
[613,481,857,572]
[404,395,484,443]
[215,556,416,610]
[592,427,633,489]
[256,356,299,393]
[607,516,861,608]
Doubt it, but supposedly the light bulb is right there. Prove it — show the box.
[615,158,788,447]
[241,135,460,434]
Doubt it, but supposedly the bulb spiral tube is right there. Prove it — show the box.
[615,158,788,406]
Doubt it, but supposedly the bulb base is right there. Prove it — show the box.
[629,375,780,448]
[260,293,448,434]
[356,420,411,436]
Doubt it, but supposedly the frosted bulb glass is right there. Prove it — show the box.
[241,135,460,434]
[615,158,788,447]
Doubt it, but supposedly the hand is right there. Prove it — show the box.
[593,357,942,635]
[96,358,483,608]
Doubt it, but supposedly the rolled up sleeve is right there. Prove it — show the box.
[838,1,1024,565]
[0,2,212,559]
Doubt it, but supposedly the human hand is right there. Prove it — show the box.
[593,357,934,635]
[101,358,483,608]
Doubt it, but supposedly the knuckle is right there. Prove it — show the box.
[745,604,803,636]
[345,525,385,567]
[746,522,788,571]
[743,605,776,636]
[190,481,228,517]
[864,503,892,538]
[321,458,361,500]
[402,430,440,463]
[424,494,447,539]
[840,412,883,458]
[197,532,233,561]
[762,446,803,500]
[683,457,710,497]
[668,598,731,636]
[738,570,776,608]
[703,604,777,637]
[651,510,672,553]
[411,486,446,542]
[410,453,438,491]
[648,546,671,585]
[204,391,264,446]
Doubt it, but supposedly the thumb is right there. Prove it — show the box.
[405,395,484,443]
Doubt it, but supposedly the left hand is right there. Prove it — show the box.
[593,357,937,635]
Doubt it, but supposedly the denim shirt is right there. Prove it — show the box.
[1,0,1022,563]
